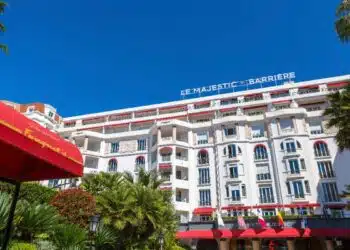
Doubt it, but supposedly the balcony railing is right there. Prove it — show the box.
[197,139,209,145]
[256,173,271,181]
[161,155,171,162]
[259,197,275,204]
[199,201,211,206]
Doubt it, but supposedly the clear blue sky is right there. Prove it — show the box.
[1,0,349,117]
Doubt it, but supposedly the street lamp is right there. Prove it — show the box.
[89,214,100,250]
[158,232,164,250]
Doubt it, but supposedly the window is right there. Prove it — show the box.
[256,164,271,181]
[197,131,208,144]
[310,120,323,134]
[322,182,339,202]
[108,159,117,172]
[314,142,330,157]
[293,181,305,198]
[286,182,291,194]
[111,142,119,153]
[135,156,145,170]
[288,159,300,174]
[199,189,211,206]
[227,144,241,158]
[251,123,264,138]
[231,185,241,201]
[225,186,229,197]
[254,145,268,160]
[221,98,238,105]
[241,184,246,197]
[198,150,209,165]
[259,185,274,203]
[304,180,311,194]
[279,118,293,132]
[48,179,59,188]
[229,165,239,178]
[262,209,276,216]
[198,168,210,185]
[318,161,335,178]
[286,140,296,153]
[300,159,306,170]
[137,139,147,151]
[224,127,236,137]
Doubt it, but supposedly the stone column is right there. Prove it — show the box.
[188,130,193,145]
[217,239,230,250]
[287,239,296,250]
[324,240,334,250]
[292,116,298,133]
[172,125,177,142]
[252,239,261,250]
[276,118,281,135]
[157,127,162,143]
[83,137,88,150]
[245,123,250,139]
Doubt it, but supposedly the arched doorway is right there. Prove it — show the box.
[197,239,218,250]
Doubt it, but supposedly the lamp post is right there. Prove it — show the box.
[89,214,100,250]
[158,232,164,250]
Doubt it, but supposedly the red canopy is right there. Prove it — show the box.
[0,102,83,181]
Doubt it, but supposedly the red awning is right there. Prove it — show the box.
[0,102,83,181]
[159,164,172,170]
[327,82,348,88]
[193,207,214,215]
[159,147,173,154]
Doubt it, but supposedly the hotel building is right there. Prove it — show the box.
[3,74,350,249]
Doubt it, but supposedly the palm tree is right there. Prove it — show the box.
[81,172,125,195]
[130,168,165,189]
[323,85,350,151]
[335,0,350,42]
[51,223,87,250]
[16,201,61,242]
[0,192,11,231]
[0,1,8,53]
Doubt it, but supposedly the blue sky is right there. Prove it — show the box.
[1,0,349,117]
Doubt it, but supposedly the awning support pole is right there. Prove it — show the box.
[2,182,21,250]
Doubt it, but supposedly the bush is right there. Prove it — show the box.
[51,223,87,250]
[50,188,96,228]
[10,242,37,250]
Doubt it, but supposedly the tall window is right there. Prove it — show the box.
[286,140,296,153]
[279,118,294,132]
[229,165,239,178]
[231,185,241,201]
[241,184,246,197]
[322,182,339,202]
[318,161,335,178]
[137,139,147,151]
[198,168,210,185]
[288,159,300,174]
[226,144,241,158]
[292,181,305,198]
[135,156,145,170]
[199,189,211,206]
[304,180,311,194]
[259,185,274,203]
[314,142,330,157]
[111,142,119,153]
[251,123,264,138]
[254,145,268,160]
[108,159,117,172]
[256,164,271,180]
[197,131,209,144]
[198,150,209,165]
[281,139,301,152]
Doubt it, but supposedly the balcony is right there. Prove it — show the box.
[179,218,350,236]
[285,171,303,180]
[256,173,272,182]
[227,196,242,205]
[259,197,275,204]
[283,149,301,158]
[198,201,212,207]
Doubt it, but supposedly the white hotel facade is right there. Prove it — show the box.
[6,75,350,223]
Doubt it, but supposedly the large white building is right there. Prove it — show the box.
[6,74,350,223]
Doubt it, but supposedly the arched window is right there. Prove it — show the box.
[198,149,209,165]
[281,138,301,153]
[226,144,241,158]
[108,159,117,172]
[254,145,268,160]
[314,141,330,157]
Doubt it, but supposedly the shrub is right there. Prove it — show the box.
[10,242,37,250]
[51,223,87,250]
[50,188,96,228]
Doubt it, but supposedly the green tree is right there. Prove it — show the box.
[0,1,7,53]
[50,188,96,228]
[323,85,350,151]
[336,0,350,42]
[81,172,125,195]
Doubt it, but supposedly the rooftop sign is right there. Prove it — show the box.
[180,72,296,97]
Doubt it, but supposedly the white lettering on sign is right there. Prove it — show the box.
[180,72,296,96]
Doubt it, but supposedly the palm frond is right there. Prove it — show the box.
[0,44,7,54]
[335,0,350,42]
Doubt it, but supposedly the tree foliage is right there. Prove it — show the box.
[51,223,87,250]
[323,85,350,151]
[50,188,96,229]
[336,0,350,42]
[0,1,8,53]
